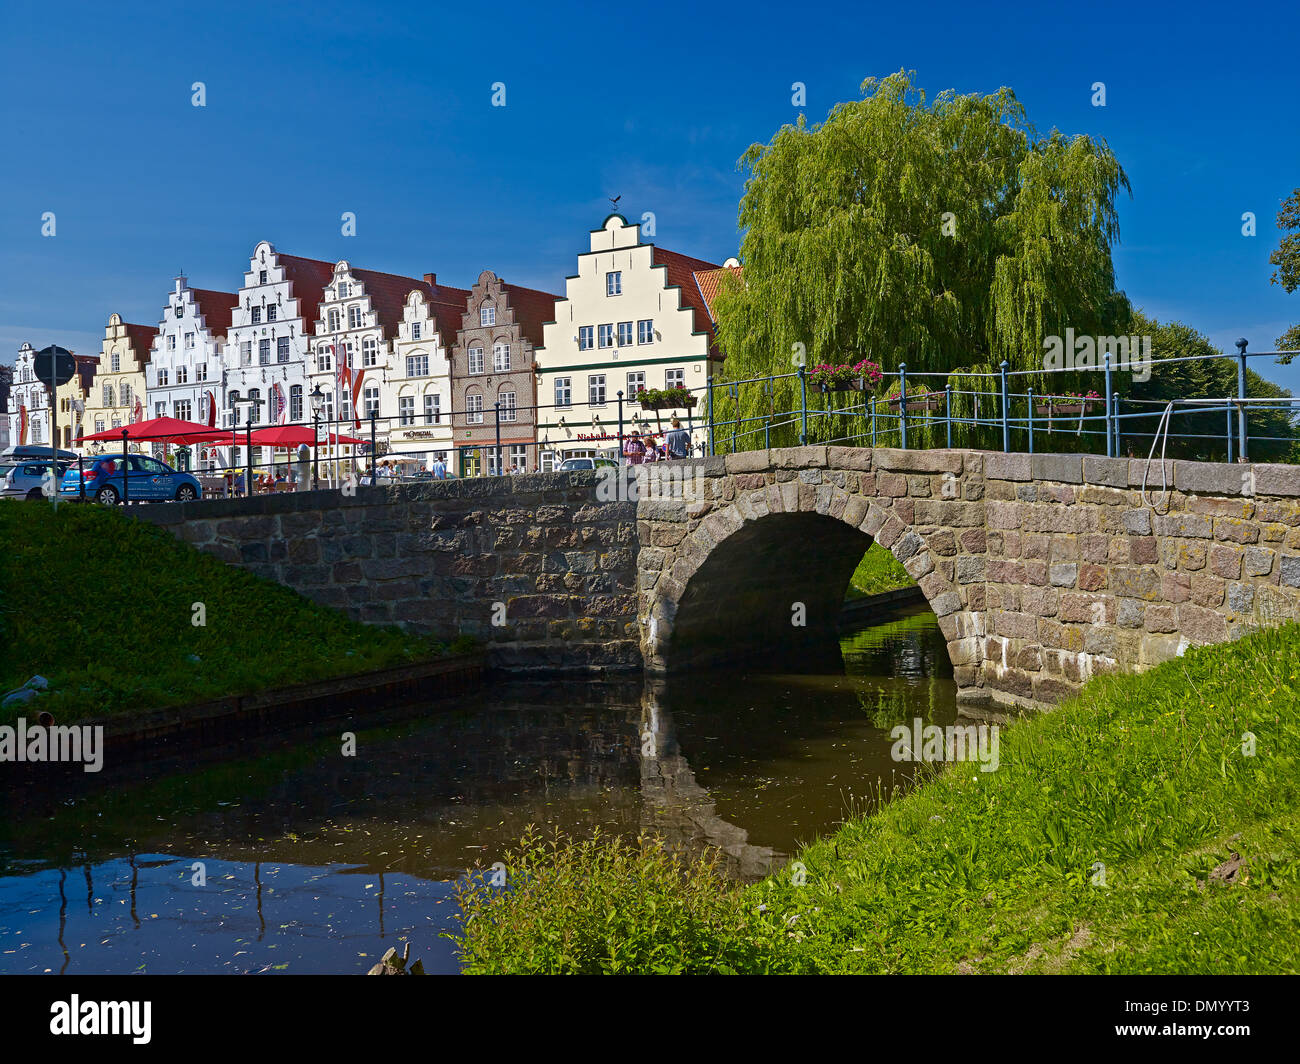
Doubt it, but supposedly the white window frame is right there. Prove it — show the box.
[468,346,484,374]
[554,377,572,408]
[606,272,622,296]
[638,319,654,344]
[493,343,511,372]
[589,374,606,406]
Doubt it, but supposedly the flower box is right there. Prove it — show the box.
[638,388,698,410]
[812,377,868,394]
[1035,397,1098,418]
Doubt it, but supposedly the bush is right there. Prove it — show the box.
[447,826,782,974]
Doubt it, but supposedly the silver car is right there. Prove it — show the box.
[2,459,70,500]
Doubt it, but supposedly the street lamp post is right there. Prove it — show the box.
[310,384,325,490]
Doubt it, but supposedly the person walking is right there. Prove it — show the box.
[432,455,447,480]
[665,417,691,460]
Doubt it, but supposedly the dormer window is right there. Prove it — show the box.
[175,304,184,318]
[411,321,421,341]
[259,270,267,284]
[606,271,622,296]
[480,304,495,326]
[338,281,349,298]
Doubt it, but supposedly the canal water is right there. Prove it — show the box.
[0,605,955,975]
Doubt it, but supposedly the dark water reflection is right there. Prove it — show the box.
[0,605,953,974]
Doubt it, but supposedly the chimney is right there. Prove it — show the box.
[423,272,437,287]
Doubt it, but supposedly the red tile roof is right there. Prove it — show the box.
[123,323,158,366]
[650,246,723,351]
[351,266,470,344]
[74,354,100,396]
[692,265,742,323]
[275,254,337,335]
[499,282,560,347]
[190,289,238,338]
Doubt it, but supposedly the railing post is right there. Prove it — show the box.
[617,390,624,461]
[999,360,1010,452]
[1235,338,1249,462]
[1104,352,1114,458]
[1027,386,1034,454]
[798,365,808,446]
[898,363,908,450]
[706,375,715,457]
[494,400,502,474]
[1112,392,1122,456]
[945,385,952,449]
[78,452,85,502]
[246,414,254,493]
[1226,404,1235,464]
[121,428,130,506]
[870,396,877,448]
[370,410,377,469]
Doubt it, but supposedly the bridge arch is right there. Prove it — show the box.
[637,448,980,695]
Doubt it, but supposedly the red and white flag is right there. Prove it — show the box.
[18,403,27,445]
[206,390,217,427]
[351,369,366,428]
[131,397,143,424]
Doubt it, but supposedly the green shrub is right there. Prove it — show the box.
[447,826,783,974]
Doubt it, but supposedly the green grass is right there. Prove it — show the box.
[0,501,470,725]
[844,542,916,599]
[452,624,1300,973]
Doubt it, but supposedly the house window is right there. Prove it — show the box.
[196,362,207,382]
[241,341,253,365]
[399,396,415,425]
[509,444,527,471]
[167,335,177,351]
[157,369,169,387]
[665,367,685,390]
[348,306,363,329]
[259,270,267,284]
[469,346,484,374]
[317,347,332,372]
[486,446,501,476]
[247,388,262,423]
[328,309,341,332]
[228,390,240,410]
[618,321,633,347]
[364,385,380,418]
[627,371,646,395]
[411,321,421,341]
[589,374,606,406]
[579,326,594,351]
[363,337,377,366]
[598,324,613,348]
[638,319,654,344]
[606,272,622,296]
[555,377,572,408]
[102,384,114,406]
[541,450,555,472]
[251,307,262,325]
[424,394,440,423]
[480,304,495,326]
[111,352,121,372]
[467,393,484,423]
[277,336,290,362]
[175,304,184,318]
[407,353,429,377]
[175,399,192,421]
[176,366,188,384]
[493,343,510,372]
[338,281,348,298]
[259,338,270,365]
[154,403,165,419]
[121,383,132,407]
[95,417,105,433]
[290,384,303,421]
[499,388,516,422]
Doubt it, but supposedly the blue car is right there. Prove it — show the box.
[60,453,203,505]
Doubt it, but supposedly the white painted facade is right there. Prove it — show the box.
[387,289,455,466]
[536,214,716,467]
[308,261,387,444]
[6,344,52,449]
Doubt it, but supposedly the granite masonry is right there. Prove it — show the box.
[135,447,1300,709]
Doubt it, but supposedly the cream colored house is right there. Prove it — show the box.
[80,314,156,451]
[535,214,728,467]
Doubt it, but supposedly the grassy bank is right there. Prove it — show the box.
[845,542,915,599]
[0,501,469,725]
[452,624,1300,973]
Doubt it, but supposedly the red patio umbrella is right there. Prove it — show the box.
[75,416,232,444]
[250,425,366,447]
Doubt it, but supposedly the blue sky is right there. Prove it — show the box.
[2,0,1298,386]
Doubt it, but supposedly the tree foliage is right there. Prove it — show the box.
[711,70,1132,446]
[1270,187,1300,360]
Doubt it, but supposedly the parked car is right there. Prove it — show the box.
[558,457,619,471]
[59,453,202,505]
[2,445,79,463]
[3,459,71,500]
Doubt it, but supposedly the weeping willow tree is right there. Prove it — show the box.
[711,70,1132,449]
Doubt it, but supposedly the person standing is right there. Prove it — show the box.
[623,431,645,466]
[295,442,311,490]
[665,417,691,460]
[432,455,447,480]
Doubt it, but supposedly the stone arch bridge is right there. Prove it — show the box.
[138,446,1300,711]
